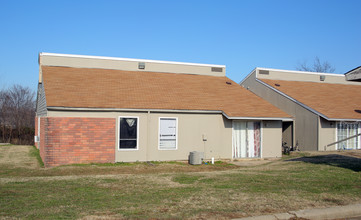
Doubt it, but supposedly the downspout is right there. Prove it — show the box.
[147,110,150,161]
[317,116,320,151]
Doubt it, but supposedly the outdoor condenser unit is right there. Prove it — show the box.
[189,151,204,165]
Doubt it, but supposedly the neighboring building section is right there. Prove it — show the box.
[345,66,361,81]
[241,68,361,151]
[35,53,291,167]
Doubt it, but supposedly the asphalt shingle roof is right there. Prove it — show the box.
[42,66,290,118]
[261,79,361,120]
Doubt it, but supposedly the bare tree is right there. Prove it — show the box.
[0,85,35,144]
[296,57,336,73]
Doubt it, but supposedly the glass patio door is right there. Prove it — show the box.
[232,121,261,158]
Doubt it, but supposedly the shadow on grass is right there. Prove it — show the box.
[286,154,361,172]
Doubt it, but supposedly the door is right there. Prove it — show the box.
[232,121,261,158]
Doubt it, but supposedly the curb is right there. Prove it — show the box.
[233,203,361,220]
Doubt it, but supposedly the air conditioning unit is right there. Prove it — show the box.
[34,136,40,143]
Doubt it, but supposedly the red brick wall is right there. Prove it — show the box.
[39,118,46,163]
[40,117,116,167]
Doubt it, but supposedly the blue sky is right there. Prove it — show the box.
[1,0,360,91]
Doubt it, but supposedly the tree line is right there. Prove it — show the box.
[0,85,35,145]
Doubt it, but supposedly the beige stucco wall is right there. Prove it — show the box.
[47,110,283,161]
[39,53,225,83]
[48,110,232,162]
[262,120,282,158]
[241,71,318,151]
[256,69,359,85]
[318,117,337,151]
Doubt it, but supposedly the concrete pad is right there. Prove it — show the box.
[290,204,361,220]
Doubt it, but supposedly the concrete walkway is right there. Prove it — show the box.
[233,203,361,220]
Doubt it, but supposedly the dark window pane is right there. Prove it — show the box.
[119,118,137,139]
[119,140,137,149]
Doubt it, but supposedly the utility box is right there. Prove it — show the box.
[189,151,204,165]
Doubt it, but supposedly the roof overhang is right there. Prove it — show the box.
[222,112,292,121]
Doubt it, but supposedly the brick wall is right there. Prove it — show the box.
[40,117,116,167]
[39,117,46,163]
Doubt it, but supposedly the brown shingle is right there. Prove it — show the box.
[261,79,361,120]
[42,66,290,118]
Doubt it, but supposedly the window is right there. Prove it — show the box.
[337,122,360,150]
[119,117,138,150]
[159,118,177,150]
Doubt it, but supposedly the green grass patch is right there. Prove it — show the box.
[29,146,44,168]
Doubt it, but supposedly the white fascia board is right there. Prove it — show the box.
[222,112,292,121]
[328,118,361,122]
[256,79,330,120]
[239,68,257,85]
[47,106,223,114]
[39,52,226,68]
[256,67,344,77]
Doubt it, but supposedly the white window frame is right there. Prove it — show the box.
[118,116,139,151]
[158,117,178,150]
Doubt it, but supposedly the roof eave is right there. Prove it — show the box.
[222,112,293,121]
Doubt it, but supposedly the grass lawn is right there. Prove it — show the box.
[0,145,360,219]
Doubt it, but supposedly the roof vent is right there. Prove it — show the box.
[211,67,223,72]
[226,81,232,85]
[259,70,269,75]
[275,83,280,87]
[320,75,325,81]
[138,62,145,69]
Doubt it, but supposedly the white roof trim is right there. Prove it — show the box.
[222,112,292,121]
[256,67,344,77]
[328,118,361,122]
[39,52,226,68]
[239,68,257,85]
[47,106,223,114]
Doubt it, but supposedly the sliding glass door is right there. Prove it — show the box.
[232,121,261,158]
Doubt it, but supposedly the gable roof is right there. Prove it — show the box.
[41,66,290,119]
[260,79,361,120]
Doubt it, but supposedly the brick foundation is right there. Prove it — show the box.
[38,117,116,167]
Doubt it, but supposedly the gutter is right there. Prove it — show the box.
[222,112,293,121]
[47,106,293,121]
[47,106,223,114]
